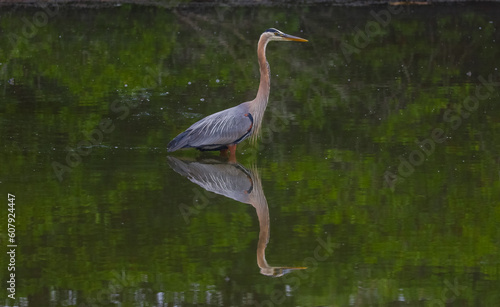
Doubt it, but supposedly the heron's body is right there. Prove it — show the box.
[167,102,254,152]
[167,28,307,159]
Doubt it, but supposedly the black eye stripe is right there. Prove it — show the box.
[264,28,284,37]
[265,28,281,34]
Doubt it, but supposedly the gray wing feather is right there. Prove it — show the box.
[183,104,252,148]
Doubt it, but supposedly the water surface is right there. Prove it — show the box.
[1,4,500,306]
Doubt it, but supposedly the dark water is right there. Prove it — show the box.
[1,3,500,306]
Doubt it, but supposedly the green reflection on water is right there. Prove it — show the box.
[0,3,500,306]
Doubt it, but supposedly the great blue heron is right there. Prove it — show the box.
[168,156,306,276]
[167,28,307,160]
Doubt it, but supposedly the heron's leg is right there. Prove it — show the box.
[227,144,237,163]
[219,148,228,156]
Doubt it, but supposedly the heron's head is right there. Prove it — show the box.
[263,28,308,43]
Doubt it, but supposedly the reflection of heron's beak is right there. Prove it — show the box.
[260,266,308,277]
[283,33,308,42]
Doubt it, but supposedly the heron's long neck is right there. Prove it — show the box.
[251,35,271,141]
[256,37,271,104]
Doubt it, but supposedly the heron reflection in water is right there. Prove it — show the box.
[167,29,307,161]
[168,156,306,277]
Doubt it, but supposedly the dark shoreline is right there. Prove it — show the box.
[1,0,499,8]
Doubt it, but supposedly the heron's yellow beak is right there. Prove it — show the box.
[282,33,308,42]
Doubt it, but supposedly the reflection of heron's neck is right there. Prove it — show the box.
[250,191,270,270]
[251,35,271,142]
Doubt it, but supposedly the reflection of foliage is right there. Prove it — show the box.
[0,5,499,306]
